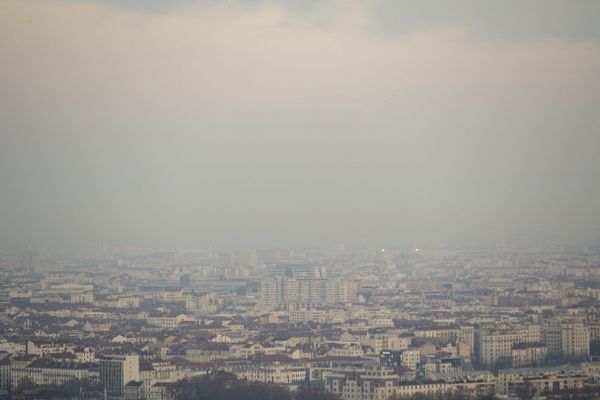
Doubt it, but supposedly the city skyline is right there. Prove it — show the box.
[2,4,600,398]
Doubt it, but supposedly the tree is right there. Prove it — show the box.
[169,373,292,400]
[295,388,342,400]
[12,377,103,400]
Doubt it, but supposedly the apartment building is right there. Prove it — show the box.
[325,367,399,400]
[99,354,140,398]
[479,325,541,367]
[543,321,589,361]
[511,342,547,367]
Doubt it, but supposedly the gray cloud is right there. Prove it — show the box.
[1,0,599,252]
[67,0,325,14]
[373,0,600,41]
[72,0,600,41]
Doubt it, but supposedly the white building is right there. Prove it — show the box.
[325,366,398,400]
[543,321,589,361]
[479,325,541,367]
[70,292,94,304]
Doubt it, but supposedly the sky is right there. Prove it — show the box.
[1,0,600,251]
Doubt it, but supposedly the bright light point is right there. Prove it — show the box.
[415,248,419,252]
[381,248,385,252]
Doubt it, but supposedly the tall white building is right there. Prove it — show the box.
[260,277,281,309]
[260,278,356,310]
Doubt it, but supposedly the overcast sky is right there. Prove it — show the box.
[1,0,600,251]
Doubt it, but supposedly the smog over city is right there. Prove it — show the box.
[1,1,600,400]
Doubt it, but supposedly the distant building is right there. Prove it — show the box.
[116,296,140,308]
[543,321,589,361]
[479,325,540,367]
[380,350,402,368]
[124,381,145,400]
[260,277,355,310]
[70,292,94,304]
[289,309,326,324]
[511,342,547,367]
[99,354,139,398]
[379,349,420,372]
[497,366,587,398]
[325,366,398,400]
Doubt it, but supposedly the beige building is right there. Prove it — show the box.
[497,367,587,398]
[234,363,307,385]
[289,309,327,324]
[511,342,547,367]
[543,321,589,361]
[366,335,410,353]
[99,354,140,398]
[479,325,541,367]
[10,359,98,387]
[116,296,140,308]
[325,367,398,400]
[146,314,193,329]
[70,292,94,304]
